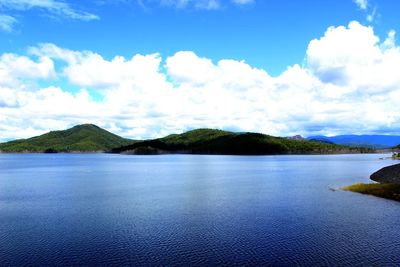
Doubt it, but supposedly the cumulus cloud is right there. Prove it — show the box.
[166,51,218,85]
[0,52,56,90]
[307,21,400,95]
[1,21,400,141]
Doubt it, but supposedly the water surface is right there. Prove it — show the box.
[0,154,399,266]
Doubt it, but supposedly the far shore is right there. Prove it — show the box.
[0,151,393,156]
[0,151,105,154]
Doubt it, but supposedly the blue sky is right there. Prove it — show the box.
[2,0,395,75]
[1,0,400,140]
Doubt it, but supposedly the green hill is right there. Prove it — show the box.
[111,128,373,155]
[0,124,134,152]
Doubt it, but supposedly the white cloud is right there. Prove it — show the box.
[0,0,98,32]
[354,0,368,10]
[307,21,400,95]
[1,21,400,141]
[353,0,379,23]
[307,21,379,85]
[366,6,377,22]
[64,52,163,89]
[0,14,17,32]
[140,0,255,10]
[0,0,99,20]
[166,51,218,85]
[0,52,56,89]
[231,0,254,5]
[382,30,396,49]
[156,0,220,10]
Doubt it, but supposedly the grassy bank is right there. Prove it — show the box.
[343,183,400,202]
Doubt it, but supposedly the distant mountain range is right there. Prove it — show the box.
[0,124,382,154]
[307,135,400,149]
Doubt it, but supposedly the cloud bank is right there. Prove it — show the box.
[1,21,400,141]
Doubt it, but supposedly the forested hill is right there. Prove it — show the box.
[111,129,373,155]
[0,124,134,152]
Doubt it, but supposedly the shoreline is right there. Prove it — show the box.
[0,151,391,156]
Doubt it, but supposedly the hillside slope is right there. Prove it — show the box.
[112,129,372,155]
[0,124,134,152]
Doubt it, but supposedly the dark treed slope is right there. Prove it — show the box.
[111,129,373,155]
[0,124,134,152]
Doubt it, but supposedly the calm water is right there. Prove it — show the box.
[1,154,400,266]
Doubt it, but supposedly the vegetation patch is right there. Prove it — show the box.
[343,183,400,202]
[392,152,400,159]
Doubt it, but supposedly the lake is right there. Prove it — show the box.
[1,154,400,266]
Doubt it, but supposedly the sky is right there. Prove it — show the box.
[1,0,400,140]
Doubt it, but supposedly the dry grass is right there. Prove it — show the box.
[344,183,400,202]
